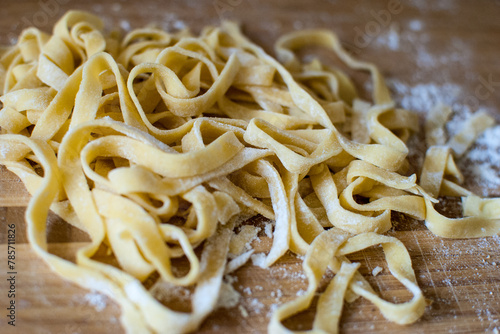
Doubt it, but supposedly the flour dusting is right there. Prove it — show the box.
[84,291,108,312]
[459,125,500,196]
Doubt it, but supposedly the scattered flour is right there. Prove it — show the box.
[173,20,187,31]
[83,291,108,312]
[120,20,131,31]
[373,23,400,51]
[270,265,307,281]
[251,252,267,268]
[458,125,500,196]
[296,289,306,297]
[388,72,499,197]
[388,79,464,115]
[387,78,500,191]
[408,19,423,32]
[159,12,186,32]
[242,286,253,296]
[248,298,265,314]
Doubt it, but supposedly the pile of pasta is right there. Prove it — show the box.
[1,10,499,333]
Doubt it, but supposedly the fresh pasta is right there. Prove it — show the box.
[0,10,499,334]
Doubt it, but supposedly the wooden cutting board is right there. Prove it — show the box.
[1,1,500,333]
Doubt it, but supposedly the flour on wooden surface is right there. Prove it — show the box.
[388,80,464,115]
[373,23,400,51]
[409,19,423,32]
[458,125,500,196]
[388,76,499,197]
[250,252,267,268]
[83,291,108,312]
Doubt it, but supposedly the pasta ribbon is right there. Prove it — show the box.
[269,228,425,333]
[420,146,500,238]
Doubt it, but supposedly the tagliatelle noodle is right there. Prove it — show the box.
[462,195,500,218]
[419,146,500,238]
[0,10,499,334]
[269,228,425,333]
[425,103,452,147]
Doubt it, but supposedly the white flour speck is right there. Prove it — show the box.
[409,19,423,31]
[84,291,108,312]
[120,20,131,31]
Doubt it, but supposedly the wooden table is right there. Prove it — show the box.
[1,0,500,333]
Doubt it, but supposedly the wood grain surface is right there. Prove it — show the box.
[1,0,500,333]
